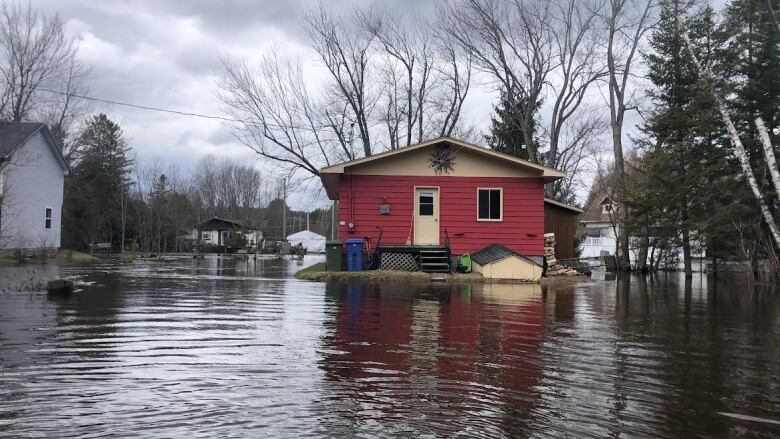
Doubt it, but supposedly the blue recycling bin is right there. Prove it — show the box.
[345,238,365,271]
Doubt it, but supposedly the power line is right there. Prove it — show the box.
[37,87,247,124]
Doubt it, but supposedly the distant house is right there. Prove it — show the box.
[191,216,263,251]
[579,190,705,269]
[319,137,566,273]
[0,122,69,254]
[579,193,618,258]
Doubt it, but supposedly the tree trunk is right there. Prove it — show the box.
[636,226,649,273]
[756,117,780,201]
[681,199,692,277]
[680,26,780,248]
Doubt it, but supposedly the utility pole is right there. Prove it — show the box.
[282,177,287,239]
[306,211,310,231]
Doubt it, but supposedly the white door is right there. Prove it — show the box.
[414,188,440,245]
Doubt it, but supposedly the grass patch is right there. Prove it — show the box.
[295,262,326,278]
[54,249,97,265]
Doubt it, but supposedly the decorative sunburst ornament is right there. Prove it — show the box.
[429,145,456,175]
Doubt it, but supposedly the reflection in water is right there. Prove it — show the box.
[0,259,778,438]
[319,282,547,437]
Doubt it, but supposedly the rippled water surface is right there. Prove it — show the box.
[1,256,778,438]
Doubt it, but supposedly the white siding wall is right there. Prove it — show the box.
[0,131,66,250]
[580,222,617,258]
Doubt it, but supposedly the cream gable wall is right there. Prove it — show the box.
[348,145,541,178]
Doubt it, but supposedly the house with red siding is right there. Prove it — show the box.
[320,137,565,273]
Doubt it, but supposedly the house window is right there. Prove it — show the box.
[419,191,434,216]
[201,232,211,240]
[44,208,52,229]
[477,188,502,221]
[602,203,613,214]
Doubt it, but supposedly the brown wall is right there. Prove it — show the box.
[544,203,578,260]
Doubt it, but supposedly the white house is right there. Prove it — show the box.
[191,216,264,250]
[0,123,69,254]
[580,194,618,258]
[579,191,705,270]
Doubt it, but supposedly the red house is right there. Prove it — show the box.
[320,137,565,271]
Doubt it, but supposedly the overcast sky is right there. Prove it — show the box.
[26,0,692,208]
[24,0,502,209]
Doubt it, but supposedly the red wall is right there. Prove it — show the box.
[338,174,545,256]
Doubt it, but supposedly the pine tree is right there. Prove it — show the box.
[626,1,725,274]
[484,92,541,161]
[62,114,133,250]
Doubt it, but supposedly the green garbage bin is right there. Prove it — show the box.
[325,241,343,271]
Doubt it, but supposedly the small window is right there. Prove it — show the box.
[477,188,502,221]
[602,204,613,214]
[201,232,211,240]
[419,191,434,216]
[44,208,52,229]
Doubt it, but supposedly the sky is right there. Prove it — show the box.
[24,0,502,209]
[26,0,670,209]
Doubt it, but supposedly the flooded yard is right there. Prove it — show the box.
[0,257,778,437]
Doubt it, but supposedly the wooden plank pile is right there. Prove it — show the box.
[544,233,579,276]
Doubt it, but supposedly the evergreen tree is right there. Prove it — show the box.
[625,1,725,274]
[62,114,133,250]
[484,92,541,161]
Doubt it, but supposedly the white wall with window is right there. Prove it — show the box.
[0,130,66,251]
[580,222,618,258]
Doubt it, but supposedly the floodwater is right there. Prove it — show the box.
[0,257,778,438]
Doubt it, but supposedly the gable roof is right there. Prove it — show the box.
[471,243,542,267]
[319,137,566,200]
[581,193,615,223]
[544,198,583,214]
[0,122,69,172]
[193,216,244,230]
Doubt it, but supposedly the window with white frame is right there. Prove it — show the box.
[201,231,211,240]
[44,207,52,229]
[602,203,613,214]
[477,188,502,221]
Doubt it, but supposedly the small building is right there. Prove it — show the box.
[580,193,619,258]
[543,198,583,260]
[191,216,263,251]
[287,230,326,253]
[471,244,543,281]
[319,137,565,269]
[0,123,69,254]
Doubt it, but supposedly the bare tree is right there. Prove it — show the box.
[358,4,474,147]
[546,0,608,197]
[40,56,90,164]
[191,156,266,223]
[603,0,655,269]
[439,0,555,163]
[304,5,377,158]
[220,3,473,182]
[0,2,81,122]
[219,52,346,178]
[604,0,654,176]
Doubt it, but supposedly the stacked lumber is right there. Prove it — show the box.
[544,233,559,275]
[544,233,580,276]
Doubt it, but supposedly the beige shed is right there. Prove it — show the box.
[471,244,543,282]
